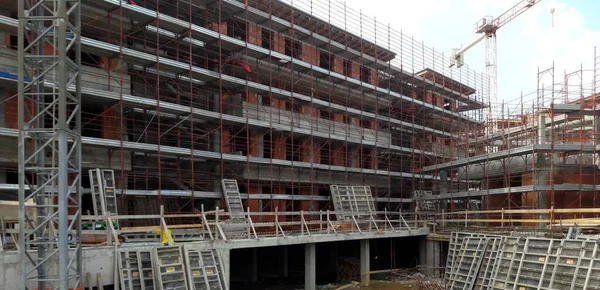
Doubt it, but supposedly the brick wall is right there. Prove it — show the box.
[301,44,320,65]
[272,33,286,53]
[102,106,121,140]
[5,93,35,129]
[350,62,361,79]
[370,69,379,86]
[247,23,262,46]
[205,22,228,35]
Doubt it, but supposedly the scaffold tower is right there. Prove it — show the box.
[18,0,82,289]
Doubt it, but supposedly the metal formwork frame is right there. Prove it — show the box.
[18,0,82,288]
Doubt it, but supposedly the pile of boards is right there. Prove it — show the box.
[444,232,600,290]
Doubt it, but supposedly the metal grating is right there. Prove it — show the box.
[329,185,376,220]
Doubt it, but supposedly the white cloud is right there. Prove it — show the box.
[318,0,599,112]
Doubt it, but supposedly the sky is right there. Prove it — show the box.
[338,0,600,112]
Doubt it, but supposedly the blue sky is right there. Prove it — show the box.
[342,0,600,112]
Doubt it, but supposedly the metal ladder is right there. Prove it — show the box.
[119,249,156,290]
[220,179,244,220]
[153,246,189,290]
[89,168,118,216]
[184,246,227,290]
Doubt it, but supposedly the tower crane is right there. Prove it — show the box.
[449,0,541,112]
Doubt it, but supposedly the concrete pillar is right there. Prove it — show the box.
[279,246,289,278]
[329,243,338,278]
[218,249,230,289]
[419,237,442,277]
[536,114,548,227]
[439,170,448,211]
[360,240,370,287]
[250,248,258,282]
[305,243,316,290]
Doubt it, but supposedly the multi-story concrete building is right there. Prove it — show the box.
[0,0,490,289]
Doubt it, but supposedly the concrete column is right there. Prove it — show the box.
[536,114,548,227]
[329,243,338,278]
[250,248,258,282]
[360,240,370,287]
[439,170,448,211]
[218,249,230,289]
[305,243,316,290]
[279,246,289,278]
[419,237,442,277]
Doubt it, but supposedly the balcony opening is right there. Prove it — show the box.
[319,51,333,71]
[343,59,352,77]
[284,38,302,59]
[261,28,272,50]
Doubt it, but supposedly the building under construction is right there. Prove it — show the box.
[1,0,600,289]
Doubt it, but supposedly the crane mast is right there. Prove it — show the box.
[450,0,541,118]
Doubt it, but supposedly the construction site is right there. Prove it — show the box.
[1,0,600,289]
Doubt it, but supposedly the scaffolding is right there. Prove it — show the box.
[419,47,600,226]
[17,0,82,289]
[0,0,491,233]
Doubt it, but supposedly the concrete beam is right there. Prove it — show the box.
[305,243,316,290]
[205,229,429,249]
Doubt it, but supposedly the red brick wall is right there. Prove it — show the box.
[333,56,344,74]
[270,98,286,109]
[302,45,320,65]
[300,140,320,163]
[351,63,361,79]
[246,23,262,46]
[332,145,346,166]
[435,95,445,108]
[220,129,231,154]
[272,34,286,53]
[102,106,121,140]
[5,94,36,129]
[301,105,319,118]
[246,184,260,217]
[205,22,228,35]
[423,91,434,104]
[273,135,286,160]
[247,92,259,103]
[248,133,260,157]
[370,69,379,86]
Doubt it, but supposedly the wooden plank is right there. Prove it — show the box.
[121,223,205,231]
